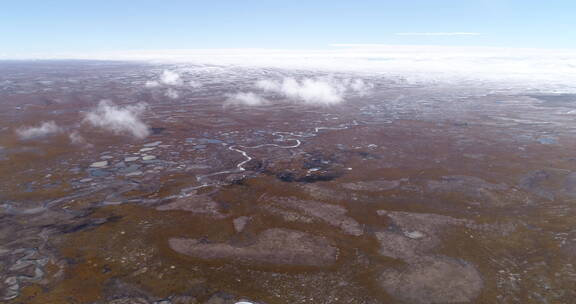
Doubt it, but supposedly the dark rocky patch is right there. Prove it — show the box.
[150,127,166,135]
[57,216,121,234]
[274,171,342,183]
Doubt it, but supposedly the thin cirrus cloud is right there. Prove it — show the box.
[394,32,481,36]
[83,100,150,139]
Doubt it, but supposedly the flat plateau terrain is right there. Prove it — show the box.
[1,61,576,304]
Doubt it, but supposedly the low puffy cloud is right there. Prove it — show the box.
[189,80,202,88]
[68,130,87,145]
[83,100,150,138]
[68,130,93,148]
[164,88,180,99]
[16,121,62,140]
[145,70,202,90]
[256,78,344,105]
[225,92,268,106]
[255,77,373,105]
[159,70,183,85]
[145,80,160,88]
[342,78,374,96]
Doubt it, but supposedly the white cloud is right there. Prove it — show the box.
[255,77,373,105]
[394,32,481,36]
[68,130,93,148]
[16,121,62,140]
[145,80,160,88]
[159,70,182,85]
[68,131,85,145]
[164,88,179,99]
[189,80,202,88]
[225,92,268,106]
[256,78,344,105]
[83,100,150,139]
[146,70,201,89]
[343,78,374,96]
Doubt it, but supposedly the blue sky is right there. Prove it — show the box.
[1,0,575,54]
